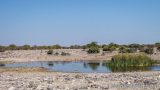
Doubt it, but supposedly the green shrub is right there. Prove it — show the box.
[47,49,53,55]
[0,46,5,52]
[22,45,31,50]
[87,46,100,54]
[119,46,128,53]
[8,44,17,50]
[107,53,155,67]
[103,46,110,51]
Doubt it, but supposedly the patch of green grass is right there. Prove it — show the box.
[107,53,155,67]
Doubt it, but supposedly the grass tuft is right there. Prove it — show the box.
[107,53,155,67]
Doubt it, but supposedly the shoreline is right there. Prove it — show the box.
[1,49,160,63]
[0,49,115,63]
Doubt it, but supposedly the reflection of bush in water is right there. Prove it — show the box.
[86,63,100,70]
[0,64,5,67]
[47,62,54,66]
[102,62,150,72]
[49,61,71,66]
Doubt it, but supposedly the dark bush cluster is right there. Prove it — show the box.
[87,46,100,54]
[47,49,53,55]
[144,47,153,55]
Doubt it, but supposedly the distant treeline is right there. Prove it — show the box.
[0,42,160,54]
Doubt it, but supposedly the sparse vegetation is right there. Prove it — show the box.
[70,45,82,49]
[0,42,159,55]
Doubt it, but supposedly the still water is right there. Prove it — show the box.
[1,61,160,73]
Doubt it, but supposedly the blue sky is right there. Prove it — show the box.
[0,0,160,46]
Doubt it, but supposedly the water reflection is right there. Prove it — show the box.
[47,61,54,67]
[84,62,100,70]
[0,61,160,73]
[102,62,150,72]
[0,64,5,66]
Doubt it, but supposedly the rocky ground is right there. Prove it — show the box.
[0,70,160,90]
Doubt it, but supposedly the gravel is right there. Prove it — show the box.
[0,71,160,90]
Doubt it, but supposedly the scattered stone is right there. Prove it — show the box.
[0,71,160,90]
[8,87,16,90]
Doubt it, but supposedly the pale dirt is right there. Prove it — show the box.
[0,49,118,63]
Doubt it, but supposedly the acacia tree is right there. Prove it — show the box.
[86,42,100,54]
[86,42,99,48]
[8,44,17,50]
[22,45,31,50]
